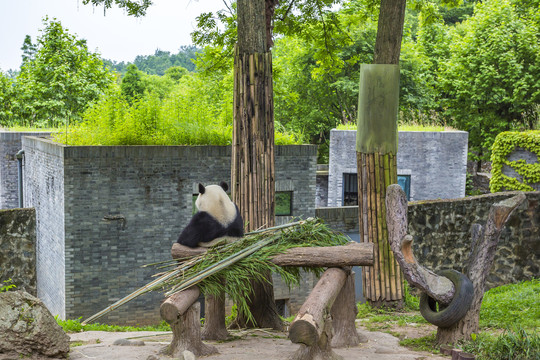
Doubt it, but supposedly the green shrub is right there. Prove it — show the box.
[490,131,540,192]
[53,71,302,147]
[0,279,16,292]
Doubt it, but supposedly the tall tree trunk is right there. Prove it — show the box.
[357,0,407,308]
[231,0,282,330]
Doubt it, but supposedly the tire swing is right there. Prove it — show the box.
[419,269,474,328]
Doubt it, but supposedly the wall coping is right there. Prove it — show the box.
[22,136,317,159]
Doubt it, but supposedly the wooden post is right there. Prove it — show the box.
[330,270,361,348]
[201,282,229,340]
[356,64,403,308]
[289,268,347,360]
[161,298,218,357]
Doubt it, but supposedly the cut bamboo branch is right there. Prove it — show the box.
[289,267,347,346]
[171,242,374,267]
[160,286,200,323]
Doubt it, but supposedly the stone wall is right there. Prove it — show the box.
[317,192,539,290]
[0,131,51,209]
[0,208,36,295]
[22,137,317,324]
[407,191,539,289]
[327,130,468,206]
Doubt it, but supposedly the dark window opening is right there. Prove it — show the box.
[343,173,358,206]
[275,191,293,216]
[275,299,290,318]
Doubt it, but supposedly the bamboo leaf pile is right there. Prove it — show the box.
[83,218,350,325]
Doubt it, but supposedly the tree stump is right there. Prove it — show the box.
[331,270,361,348]
[385,184,526,344]
[160,293,218,357]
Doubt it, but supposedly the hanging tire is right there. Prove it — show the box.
[419,269,474,328]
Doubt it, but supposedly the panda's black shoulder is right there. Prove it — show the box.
[176,211,226,248]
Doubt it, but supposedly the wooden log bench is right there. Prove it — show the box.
[161,241,374,358]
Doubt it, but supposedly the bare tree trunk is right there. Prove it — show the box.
[373,0,407,65]
[436,194,526,344]
[386,184,526,345]
[232,0,281,330]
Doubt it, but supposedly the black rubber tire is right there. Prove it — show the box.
[419,269,474,328]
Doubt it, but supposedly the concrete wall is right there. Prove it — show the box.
[327,130,468,206]
[0,208,36,296]
[0,131,51,209]
[22,137,317,324]
[317,192,539,290]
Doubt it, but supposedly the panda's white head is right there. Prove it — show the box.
[195,181,237,226]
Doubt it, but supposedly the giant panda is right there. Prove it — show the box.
[176,181,244,248]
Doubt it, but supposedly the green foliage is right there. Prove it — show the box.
[439,0,540,160]
[461,326,540,360]
[0,279,16,293]
[56,317,171,333]
[489,131,540,192]
[2,18,114,128]
[54,68,301,146]
[121,64,145,102]
[479,279,540,330]
[103,46,199,75]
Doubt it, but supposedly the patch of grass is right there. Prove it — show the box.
[56,317,171,333]
[7,126,58,132]
[479,279,539,330]
[461,326,540,360]
[400,332,438,352]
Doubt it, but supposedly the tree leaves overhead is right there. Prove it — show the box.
[81,0,152,17]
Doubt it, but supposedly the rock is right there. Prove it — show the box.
[113,338,145,346]
[182,350,196,360]
[0,290,70,357]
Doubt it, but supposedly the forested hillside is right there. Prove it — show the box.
[103,45,200,75]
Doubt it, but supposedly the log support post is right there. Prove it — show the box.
[288,268,348,360]
[160,288,218,357]
[331,270,361,348]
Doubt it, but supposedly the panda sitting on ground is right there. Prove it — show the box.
[176,181,244,248]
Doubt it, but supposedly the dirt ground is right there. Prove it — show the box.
[63,322,450,360]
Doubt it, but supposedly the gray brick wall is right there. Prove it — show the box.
[327,130,469,206]
[22,137,317,325]
[22,136,65,318]
[0,132,51,209]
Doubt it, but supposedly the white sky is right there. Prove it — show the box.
[0,0,227,71]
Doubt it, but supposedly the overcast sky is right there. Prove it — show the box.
[0,0,227,72]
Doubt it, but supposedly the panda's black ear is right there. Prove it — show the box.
[198,183,205,194]
[219,181,229,192]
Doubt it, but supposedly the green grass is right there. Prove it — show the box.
[56,317,171,333]
[479,279,539,330]
[462,327,540,360]
[400,332,438,352]
[6,126,59,132]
